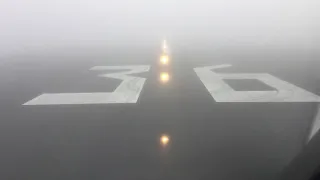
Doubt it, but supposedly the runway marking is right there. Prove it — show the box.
[23,65,150,105]
[194,64,320,102]
[308,105,320,141]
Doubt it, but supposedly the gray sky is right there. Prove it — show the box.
[1,0,319,56]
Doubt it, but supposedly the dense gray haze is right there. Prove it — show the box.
[1,0,319,57]
[1,1,320,180]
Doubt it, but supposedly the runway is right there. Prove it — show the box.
[0,46,319,180]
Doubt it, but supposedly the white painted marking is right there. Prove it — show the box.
[308,105,320,141]
[194,64,320,102]
[23,65,150,105]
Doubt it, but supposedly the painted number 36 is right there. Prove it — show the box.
[24,64,320,105]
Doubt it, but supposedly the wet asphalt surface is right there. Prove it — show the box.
[0,48,319,180]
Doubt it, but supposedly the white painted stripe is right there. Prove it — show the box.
[23,65,150,105]
[308,105,320,141]
[194,64,320,102]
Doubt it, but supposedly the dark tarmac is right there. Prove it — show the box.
[0,47,319,180]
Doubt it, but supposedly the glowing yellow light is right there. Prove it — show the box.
[160,72,170,83]
[160,55,169,65]
[160,135,170,146]
[162,40,168,53]
[162,40,167,49]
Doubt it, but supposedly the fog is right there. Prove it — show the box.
[1,0,319,56]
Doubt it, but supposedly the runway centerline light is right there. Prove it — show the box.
[160,55,169,65]
[160,72,170,83]
[162,40,168,53]
[160,134,170,146]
